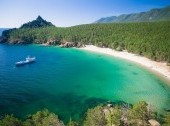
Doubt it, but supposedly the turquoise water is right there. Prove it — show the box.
[0,44,170,122]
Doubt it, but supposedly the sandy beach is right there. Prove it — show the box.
[80,45,170,82]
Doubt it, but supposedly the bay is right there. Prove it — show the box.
[0,44,170,122]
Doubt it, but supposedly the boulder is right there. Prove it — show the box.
[148,119,160,126]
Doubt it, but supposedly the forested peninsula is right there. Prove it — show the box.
[1,16,170,64]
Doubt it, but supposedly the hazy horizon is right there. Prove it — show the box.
[1,0,170,28]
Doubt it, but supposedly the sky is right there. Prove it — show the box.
[1,0,170,28]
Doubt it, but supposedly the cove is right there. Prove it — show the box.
[0,44,170,122]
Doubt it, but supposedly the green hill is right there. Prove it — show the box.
[1,20,170,63]
[95,6,170,23]
[20,16,55,28]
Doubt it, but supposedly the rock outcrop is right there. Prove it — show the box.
[0,36,4,43]
[60,40,84,48]
[46,39,60,45]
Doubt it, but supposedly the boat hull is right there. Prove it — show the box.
[15,60,35,66]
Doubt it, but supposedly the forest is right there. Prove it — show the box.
[0,101,170,126]
[1,21,170,63]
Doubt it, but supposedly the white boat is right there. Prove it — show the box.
[15,56,36,66]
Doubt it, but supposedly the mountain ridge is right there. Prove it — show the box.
[95,6,170,23]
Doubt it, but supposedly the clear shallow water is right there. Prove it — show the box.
[0,44,170,122]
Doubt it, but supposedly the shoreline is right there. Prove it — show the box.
[80,45,170,83]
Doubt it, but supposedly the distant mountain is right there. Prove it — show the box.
[20,16,55,28]
[95,6,170,23]
[0,28,9,36]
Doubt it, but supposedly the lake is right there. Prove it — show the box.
[0,44,170,122]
